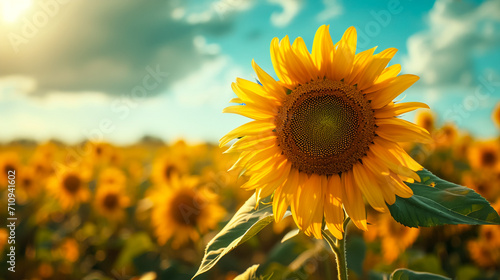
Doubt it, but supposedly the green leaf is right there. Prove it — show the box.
[192,194,290,279]
[234,264,273,280]
[281,228,300,243]
[346,235,366,276]
[234,265,260,280]
[388,169,500,227]
[114,232,154,269]
[390,268,450,280]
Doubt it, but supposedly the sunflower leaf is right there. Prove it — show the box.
[192,194,290,279]
[233,264,273,280]
[390,268,451,280]
[388,169,500,227]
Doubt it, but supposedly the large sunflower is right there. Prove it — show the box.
[220,25,431,239]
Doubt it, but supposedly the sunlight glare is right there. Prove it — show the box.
[1,0,33,23]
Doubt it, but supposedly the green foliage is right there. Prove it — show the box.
[233,264,273,280]
[388,169,500,227]
[114,232,154,269]
[390,268,451,280]
[346,235,366,277]
[192,194,290,279]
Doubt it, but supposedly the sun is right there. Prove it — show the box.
[0,0,32,23]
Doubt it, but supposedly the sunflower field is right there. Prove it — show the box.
[2,1,500,279]
[0,106,499,279]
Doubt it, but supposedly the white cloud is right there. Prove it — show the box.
[316,0,343,22]
[193,36,221,55]
[180,0,255,24]
[268,0,303,28]
[404,0,500,87]
[170,55,247,107]
[0,76,36,100]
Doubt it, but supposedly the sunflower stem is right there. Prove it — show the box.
[322,217,350,280]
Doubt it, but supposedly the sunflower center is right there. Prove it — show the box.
[170,192,201,226]
[276,80,375,175]
[164,165,177,180]
[23,178,32,188]
[481,151,497,167]
[4,164,15,175]
[63,175,81,194]
[103,193,119,210]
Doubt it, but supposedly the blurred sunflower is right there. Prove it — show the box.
[30,154,55,179]
[468,140,500,172]
[468,201,500,268]
[85,141,119,165]
[492,102,500,129]
[414,110,435,134]
[462,172,500,202]
[94,183,130,221]
[149,176,226,248]
[364,212,419,263]
[151,155,187,185]
[220,25,430,239]
[98,167,127,188]
[17,166,40,203]
[47,168,91,210]
[434,123,458,148]
[0,152,20,188]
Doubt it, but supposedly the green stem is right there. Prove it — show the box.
[322,217,350,280]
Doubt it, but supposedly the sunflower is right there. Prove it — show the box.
[85,141,119,166]
[461,172,500,202]
[0,152,20,188]
[220,25,430,239]
[149,176,226,248]
[467,200,500,268]
[434,123,458,148]
[47,168,91,210]
[94,183,130,221]
[414,110,435,134]
[151,154,187,185]
[98,167,127,188]
[17,166,40,203]
[492,102,500,129]
[468,140,500,172]
[364,212,419,263]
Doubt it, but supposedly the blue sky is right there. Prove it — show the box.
[0,0,499,144]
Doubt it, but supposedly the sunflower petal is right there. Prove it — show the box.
[324,174,344,239]
[341,171,367,231]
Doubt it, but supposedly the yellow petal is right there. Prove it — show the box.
[374,102,430,118]
[368,74,419,109]
[357,48,398,90]
[252,59,286,100]
[219,120,276,147]
[341,171,367,231]
[312,25,334,78]
[324,174,344,239]
[273,165,297,222]
[222,105,274,120]
[345,47,377,85]
[352,163,388,213]
[376,118,432,143]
